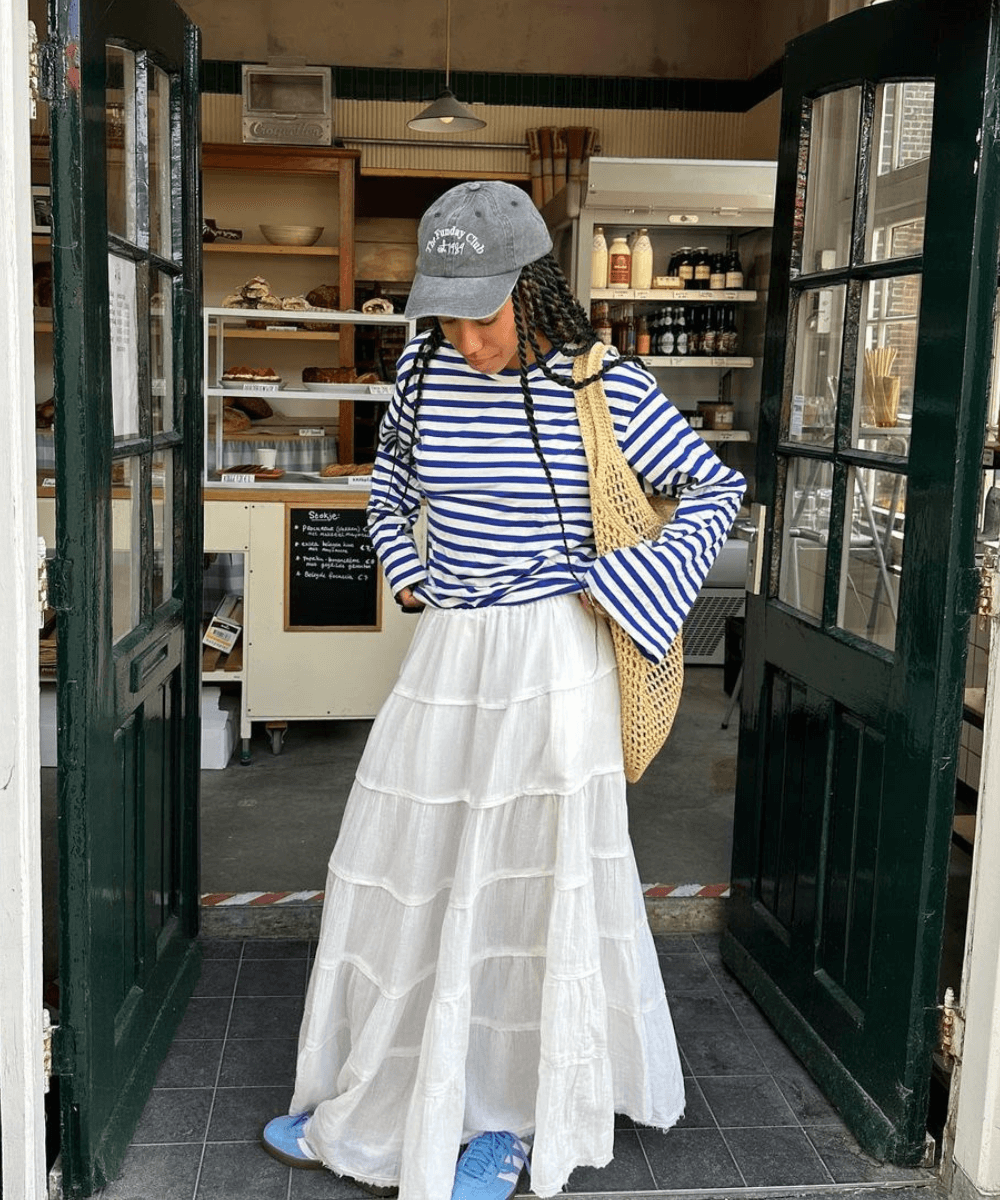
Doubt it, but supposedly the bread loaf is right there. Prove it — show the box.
[302,366,356,384]
[228,395,274,420]
[222,407,252,433]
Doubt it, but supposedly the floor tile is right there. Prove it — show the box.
[228,994,306,1040]
[155,1039,225,1088]
[744,1025,812,1079]
[565,1128,654,1192]
[677,1027,766,1076]
[658,953,722,995]
[672,1079,715,1129]
[236,957,309,997]
[722,1124,832,1186]
[195,1141,291,1199]
[198,938,243,959]
[193,959,239,998]
[291,1166,391,1198]
[669,992,745,1034]
[639,1126,744,1190]
[209,1085,294,1143]
[724,988,773,1029]
[774,1072,844,1125]
[218,1037,299,1087]
[175,996,232,1041]
[132,1087,214,1145]
[242,938,312,959]
[698,1074,797,1128]
[804,1125,930,1183]
[652,933,700,954]
[99,1144,202,1200]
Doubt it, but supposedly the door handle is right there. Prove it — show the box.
[735,503,767,595]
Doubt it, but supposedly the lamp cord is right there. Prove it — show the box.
[445,0,451,87]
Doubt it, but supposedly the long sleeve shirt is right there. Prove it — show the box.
[367,334,746,663]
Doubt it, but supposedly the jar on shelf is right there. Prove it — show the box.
[676,247,695,289]
[698,400,734,430]
[608,235,632,289]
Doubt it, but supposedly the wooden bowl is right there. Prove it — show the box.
[259,224,324,246]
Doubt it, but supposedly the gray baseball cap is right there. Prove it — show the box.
[405,181,553,320]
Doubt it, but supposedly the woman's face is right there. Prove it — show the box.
[437,298,521,374]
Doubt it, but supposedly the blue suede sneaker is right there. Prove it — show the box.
[451,1131,530,1200]
[261,1112,324,1169]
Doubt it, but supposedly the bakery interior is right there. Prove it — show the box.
[22,0,993,1192]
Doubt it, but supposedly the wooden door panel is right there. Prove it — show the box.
[725,0,1000,1163]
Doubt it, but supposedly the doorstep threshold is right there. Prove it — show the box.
[199,884,732,938]
[561,1182,938,1200]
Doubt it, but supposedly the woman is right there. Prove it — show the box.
[263,181,746,1200]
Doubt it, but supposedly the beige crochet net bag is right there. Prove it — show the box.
[574,342,684,783]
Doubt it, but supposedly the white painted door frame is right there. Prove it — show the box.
[0,3,47,1199]
[946,562,1000,1200]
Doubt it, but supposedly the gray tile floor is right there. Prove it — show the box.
[97,934,934,1200]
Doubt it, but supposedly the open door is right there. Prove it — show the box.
[724,0,1000,1165]
[46,0,203,1193]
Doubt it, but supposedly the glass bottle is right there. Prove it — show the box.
[674,306,689,356]
[676,247,695,290]
[622,304,637,355]
[636,312,651,355]
[709,253,727,290]
[591,299,612,345]
[693,246,712,290]
[720,304,739,355]
[725,250,744,290]
[630,227,654,290]
[608,235,632,289]
[701,305,719,356]
[591,225,608,291]
[659,307,676,356]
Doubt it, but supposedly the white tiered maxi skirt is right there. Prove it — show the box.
[290,594,684,1199]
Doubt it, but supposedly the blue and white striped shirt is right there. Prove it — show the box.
[367,334,745,662]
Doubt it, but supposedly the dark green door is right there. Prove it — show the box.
[47,0,203,1193]
[724,0,1000,1165]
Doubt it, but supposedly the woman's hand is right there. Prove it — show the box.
[578,591,608,619]
[395,587,426,612]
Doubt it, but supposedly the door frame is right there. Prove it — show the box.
[0,3,48,1198]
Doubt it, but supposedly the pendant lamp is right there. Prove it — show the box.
[408,0,485,132]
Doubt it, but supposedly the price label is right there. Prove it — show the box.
[367,384,392,395]
[633,289,651,301]
[298,427,325,437]
[41,476,57,488]
[221,473,256,485]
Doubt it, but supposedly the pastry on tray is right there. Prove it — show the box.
[319,461,374,477]
[222,364,281,382]
[220,463,285,479]
[227,394,274,419]
[222,406,252,433]
[301,367,383,385]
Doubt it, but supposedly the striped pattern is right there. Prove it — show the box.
[368,335,746,662]
[199,884,730,907]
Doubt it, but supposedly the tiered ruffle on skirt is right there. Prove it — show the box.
[290,594,684,1199]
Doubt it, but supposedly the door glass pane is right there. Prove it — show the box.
[789,285,846,447]
[865,82,934,263]
[109,254,140,440]
[798,88,862,275]
[148,65,172,260]
[853,274,921,455]
[152,450,172,609]
[778,457,835,621]
[106,46,137,243]
[838,467,906,651]
[112,457,140,641]
[151,273,173,434]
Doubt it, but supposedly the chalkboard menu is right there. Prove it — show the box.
[285,506,381,631]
